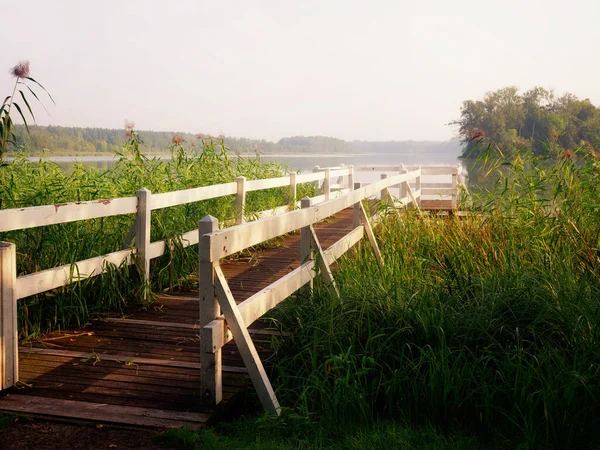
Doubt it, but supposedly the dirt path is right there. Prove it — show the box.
[0,417,169,450]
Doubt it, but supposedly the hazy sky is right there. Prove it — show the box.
[2,0,599,142]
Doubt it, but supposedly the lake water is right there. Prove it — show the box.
[13,152,462,174]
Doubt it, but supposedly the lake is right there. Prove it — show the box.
[12,151,463,174]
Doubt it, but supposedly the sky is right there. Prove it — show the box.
[2,0,600,142]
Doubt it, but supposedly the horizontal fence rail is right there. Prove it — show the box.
[0,167,356,299]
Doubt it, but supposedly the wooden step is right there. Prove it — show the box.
[0,394,210,428]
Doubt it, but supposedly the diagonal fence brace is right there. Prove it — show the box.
[214,264,281,416]
[308,225,340,299]
[357,201,384,268]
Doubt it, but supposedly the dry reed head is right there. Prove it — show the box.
[124,120,135,136]
[469,128,485,140]
[10,60,30,78]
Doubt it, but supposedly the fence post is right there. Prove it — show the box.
[323,168,331,201]
[299,197,313,297]
[348,165,354,191]
[415,165,422,207]
[353,181,362,228]
[451,169,458,210]
[0,242,18,390]
[135,188,151,286]
[199,215,222,405]
[313,165,321,195]
[337,163,345,189]
[235,176,247,225]
[399,165,408,206]
[289,172,297,209]
[380,173,389,202]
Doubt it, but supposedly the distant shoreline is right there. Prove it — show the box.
[6,151,422,162]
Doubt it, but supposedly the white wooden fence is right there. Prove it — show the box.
[197,165,461,414]
[0,163,459,397]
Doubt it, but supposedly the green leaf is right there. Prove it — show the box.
[12,102,30,133]
[19,90,36,122]
[22,84,41,103]
[24,77,55,104]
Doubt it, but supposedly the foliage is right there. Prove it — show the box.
[453,86,600,159]
[0,132,314,338]
[158,418,488,450]
[1,61,53,159]
[268,152,600,449]
[8,124,461,157]
[0,415,17,430]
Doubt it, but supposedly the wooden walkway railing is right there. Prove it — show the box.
[0,163,460,406]
[197,165,462,414]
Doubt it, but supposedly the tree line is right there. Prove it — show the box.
[453,87,600,159]
[8,125,460,156]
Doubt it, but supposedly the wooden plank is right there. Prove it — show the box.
[235,176,246,225]
[0,395,209,428]
[0,197,137,233]
[323,168,331,201]
[18,369,201,396]
[97,317,286,339]
[309,225,340,298]
[329,168,351,178]
[414,166,422,208]
[10,388,212,414]
[18,354,249,386]
[19,361,202,388]
[289,172,297,207]
[246,176,291,191]
[421,183,453,188]
[0,242,18,389]
[209,170,419,260]
[322,225,363,266]
[353,165,401,172]
[135,188,151,284]
[299,197,313,297]
[214,265,280,415]
[16,249,133,300]
[406,184,421,211]
[358,202,384,268]
[295,172,324,184]
[420,166,459,175]
[18,346,248,373]
[422,187,455,196]
[238,261,315,329]
[150,182,237,210]
[451,173,458,209]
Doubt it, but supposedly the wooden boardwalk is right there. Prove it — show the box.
[0,163,458,428]
[0,208,365,428]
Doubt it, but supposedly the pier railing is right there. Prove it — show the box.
[0,163,460,397]
[197,164,462,414]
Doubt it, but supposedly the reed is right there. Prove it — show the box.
[0,133,314,338]
[268,150,600,449]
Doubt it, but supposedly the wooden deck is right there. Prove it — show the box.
[0,201,453,428]
[0,208,360,428]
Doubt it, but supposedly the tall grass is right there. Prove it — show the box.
[0,134,314,338]
[270,150,600,449]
